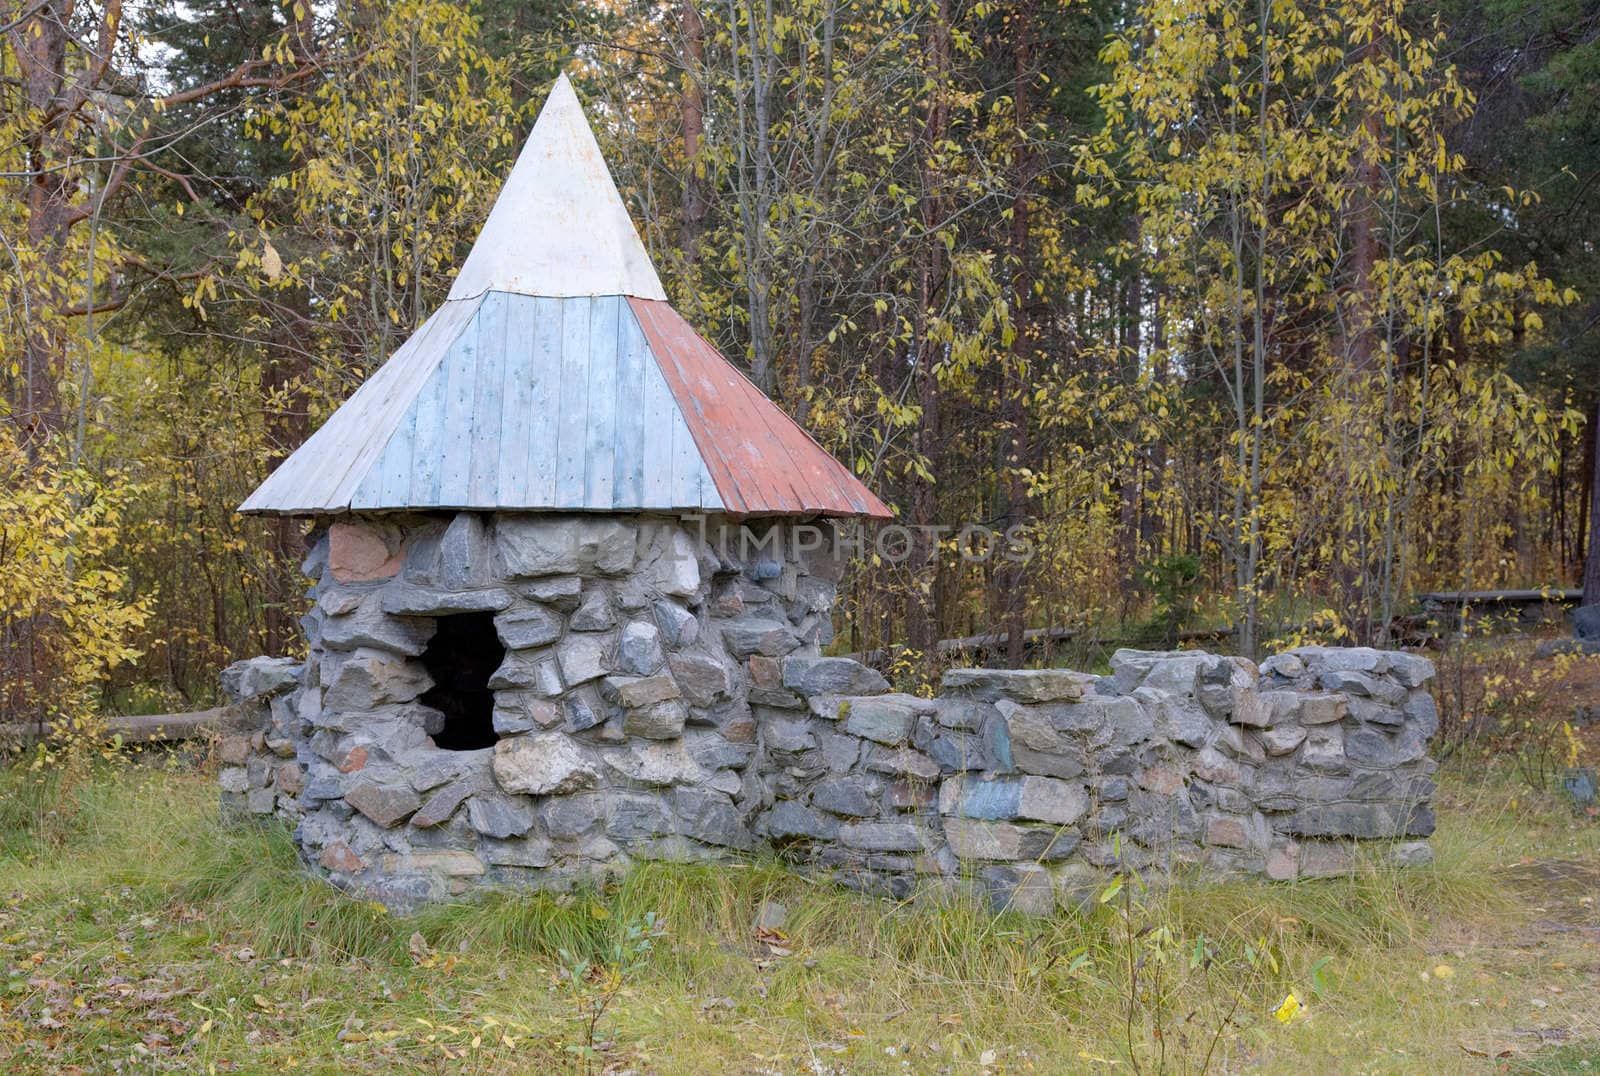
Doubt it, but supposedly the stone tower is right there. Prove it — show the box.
[232,75,891,907]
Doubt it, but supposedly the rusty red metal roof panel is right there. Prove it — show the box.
[629,298,893,520]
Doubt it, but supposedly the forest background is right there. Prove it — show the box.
[2,0,1598,724]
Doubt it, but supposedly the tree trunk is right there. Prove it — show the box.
[1143,284,1168,552]
[1117,213,1143,604]
[728,0,777,393]
[1583,401,1600,607]
[1001,0,1036,668]
[6,0,124,447]
[679,0,707,270]
[906,0,952,678]
[794,1,838,395]
[259,0,319,654]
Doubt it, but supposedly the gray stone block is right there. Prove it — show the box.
[782,656,888,695]
[570,588,615,631]
[601,794,672,845]
[863,745,941,781]
[322,649,432,710]
[810,777,878,817]
[381,585,514,616]
[604,674,681,710]
[623,700,687,740]
[653,600,699,647]
[763,800,839,841]
[541,793,603,838]
[1295,645,1382,673]
[617,621,665,675]
[1570,602,1600,640]
[482,838,553,868]
[668,653,735,705]
[1259,724,1307,756]
[916,721,1005,775]
[749,686,804,709]
[648,527,701,598]
[1283,801,1431,839]
[944,817,1058,861]
[934,697,994,731]
[1095,695,1157,745]
[762,716,816,753]
[1385,652,1436,688]
[223,656,303,702]
[839,822,926,852]
[1195,655,1259,721]
[1344,728,1404,767]
[1349,697,1405,727]
[981,864,1056,916]
[1401,692,1439,739]
[840,694,921,745]
[941,775,1088,826]
[681,728,756,770]
[674,787,751,848]
[492,692,561,734]
[724,619,803,658]
[1535,637,1600,658]
[406,749,487,792]
[1153,697,1213,748]
[562,686,606,732]
[1319,669,1406,704]
[410,780,471,828]
[940,667,1092,703]
[601,740,708,786]
[1108,649,1210,696]
[440,513,495,589]
[318,595,435,656]
[492,734,601,795]
[520,574,583,610]
[345,780,420,827]
[555,632,610,686]
[301,532,331,579]
[496,517,637,578]
[495,606,564,649]
[1298,693,1349,724]
[488,652,564,696]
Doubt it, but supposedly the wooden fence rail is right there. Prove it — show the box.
[0,707,244,746]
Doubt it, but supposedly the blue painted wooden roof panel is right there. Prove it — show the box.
[240,296,484,515]
[334,293,722,513]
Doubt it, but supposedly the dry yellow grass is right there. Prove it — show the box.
[0,756,1595,1074]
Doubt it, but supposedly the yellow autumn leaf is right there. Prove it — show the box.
[261,241,283,283]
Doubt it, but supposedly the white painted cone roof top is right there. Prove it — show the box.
[447,73,667,301]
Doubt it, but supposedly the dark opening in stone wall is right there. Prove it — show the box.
[419,612,504,751]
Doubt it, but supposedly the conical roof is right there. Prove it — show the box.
[448,76,665,302]
[240,75,890,520]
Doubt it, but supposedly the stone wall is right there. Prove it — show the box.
[220,511,1440,914]
[746,646,1437,913]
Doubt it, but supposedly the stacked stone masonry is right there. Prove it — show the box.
[221,512,1440,914]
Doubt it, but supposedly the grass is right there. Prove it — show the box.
[0,756,1596,1073]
